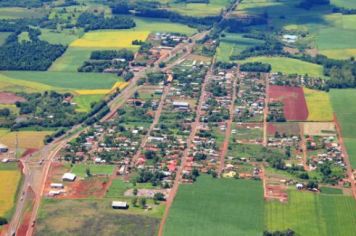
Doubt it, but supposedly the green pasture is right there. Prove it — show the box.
[217,33,263,62]
[238,56,324,78]
[330,89,356,168]
[265,190,356,236]
[166,0,231,17]
[0,32,11,46]
[73,94,104,113]
[164,176,264,236]
[331,0,356,9]
[48,47,93,72]
[0,71,120,90]
[39,28,84,45]
[105,179,133,198]
[71,164,115,178]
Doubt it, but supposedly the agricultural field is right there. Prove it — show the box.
[0,129,52,151]
[330,89,356,168]
[303,88,333,121]
[105,179,133,198]
[0,71,120,90]
[71,164,115,178]
[239,57,324,78]
[0,7,47,19]
[0,32,11,46]
[265,190,356,236]
[164,176,264,236]
[0,163,21,220]
[36,199,162,236]
[331,0,356,9]
[165,0,232,17]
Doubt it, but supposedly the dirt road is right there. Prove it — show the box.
[263,74,269,147]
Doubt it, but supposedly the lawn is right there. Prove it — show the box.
[164,176,264,236]
[0,129,52,150]
[73,94,104,113]
[0,164,21,219]
[330,89,356,168]
[71,164,115,178]
[36,199,161,236]
[303,88,333,122]
[265,190,356,236]
[0,71,121,90]
[239,56,324,78]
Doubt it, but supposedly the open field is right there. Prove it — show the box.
[73,94,104,113]
[164,176,264,236]
[0,73,54,93]
[71,164,115,178]
[0,71,121,90]
[239,57,324,77]
[267,122,301,136]
[36,199,161,236]
[0,7,47,19]
[269,85,308,121]
[105,179,133,198]
[330,89,356,168]
[265,190,356,236]
[331,0,356,9]
[166,0,231,17]
[303,88,333,121]
[39,28,84,46]
[0,163,21,219]
[217,33,263,62]
[0,129,52,150]
[0,32,11,46]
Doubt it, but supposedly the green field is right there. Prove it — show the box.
[167,0,231,17]
[217,33,263,62]
[164,176,264,236]
[0,7,47,19]
[330,89,356,168]
[266,190,356,235]
[73,94,104,113]
[39,28,84,46]
[239,56,324,78]
[0,32,11,46]
[36,199,161,236]
[71,164,115,178]
[105,179,133,198]
[331,0,356,9]
[0,71,121,90]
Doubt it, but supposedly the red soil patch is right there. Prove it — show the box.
[17,212,31,236]
[267,122,301,136]
[0,92,26,104]
[59,177,108,199]
[269,85,308,121]
[21,148,38,158]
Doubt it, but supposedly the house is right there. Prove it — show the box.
[112,201,129,209]
[173,101,189,109]
[50,183,64,189]
[62,173,76,182]
[296,183,304,190]
[0,144,8,153]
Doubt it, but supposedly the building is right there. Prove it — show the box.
[112,201,128,209]
[173,101,189,109]
[0,144,8,153]
[50,183,64,189]
[62,173,76,182]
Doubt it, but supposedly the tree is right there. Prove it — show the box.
[153,192,165,204]
[139,198,146,209]
[133,188,138,196]
[0,217,8,226]
[306,180,318,189]
[85,168,91,177]
[131,197,138,207]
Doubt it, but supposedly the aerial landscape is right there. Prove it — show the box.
[0,0,356,235]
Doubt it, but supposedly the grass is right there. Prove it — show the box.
[0,167,21,218]
[239,56,324,78]
[71,164,115,178]
[331,0,356,9]
[105,179,133,198]
[265,190,356,235]
[36,199,161,236]
[330,89,356,168]
[73,94,104,113]
[0,7,47,19]
[217,33,263,62]
[0,73,54,93]
[319,187,343,195]
[48,47,93,72]
[167,0,231,17]
[303,87,333,121]
[0,32,11,46]
[164,176,264,236]
[39,28,84,45]
[0,129,52,150]
[0,71,121,90]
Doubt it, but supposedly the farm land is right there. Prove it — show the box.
[1,0,356,235]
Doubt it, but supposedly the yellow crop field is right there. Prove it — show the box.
[0,129,52,150]
[75,81,129,95]
[304,87,334,121]
[70,31,150,48]
[0,170,21,217]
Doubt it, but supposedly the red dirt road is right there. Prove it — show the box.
[0,92,26,104]
[269,85,308,121]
